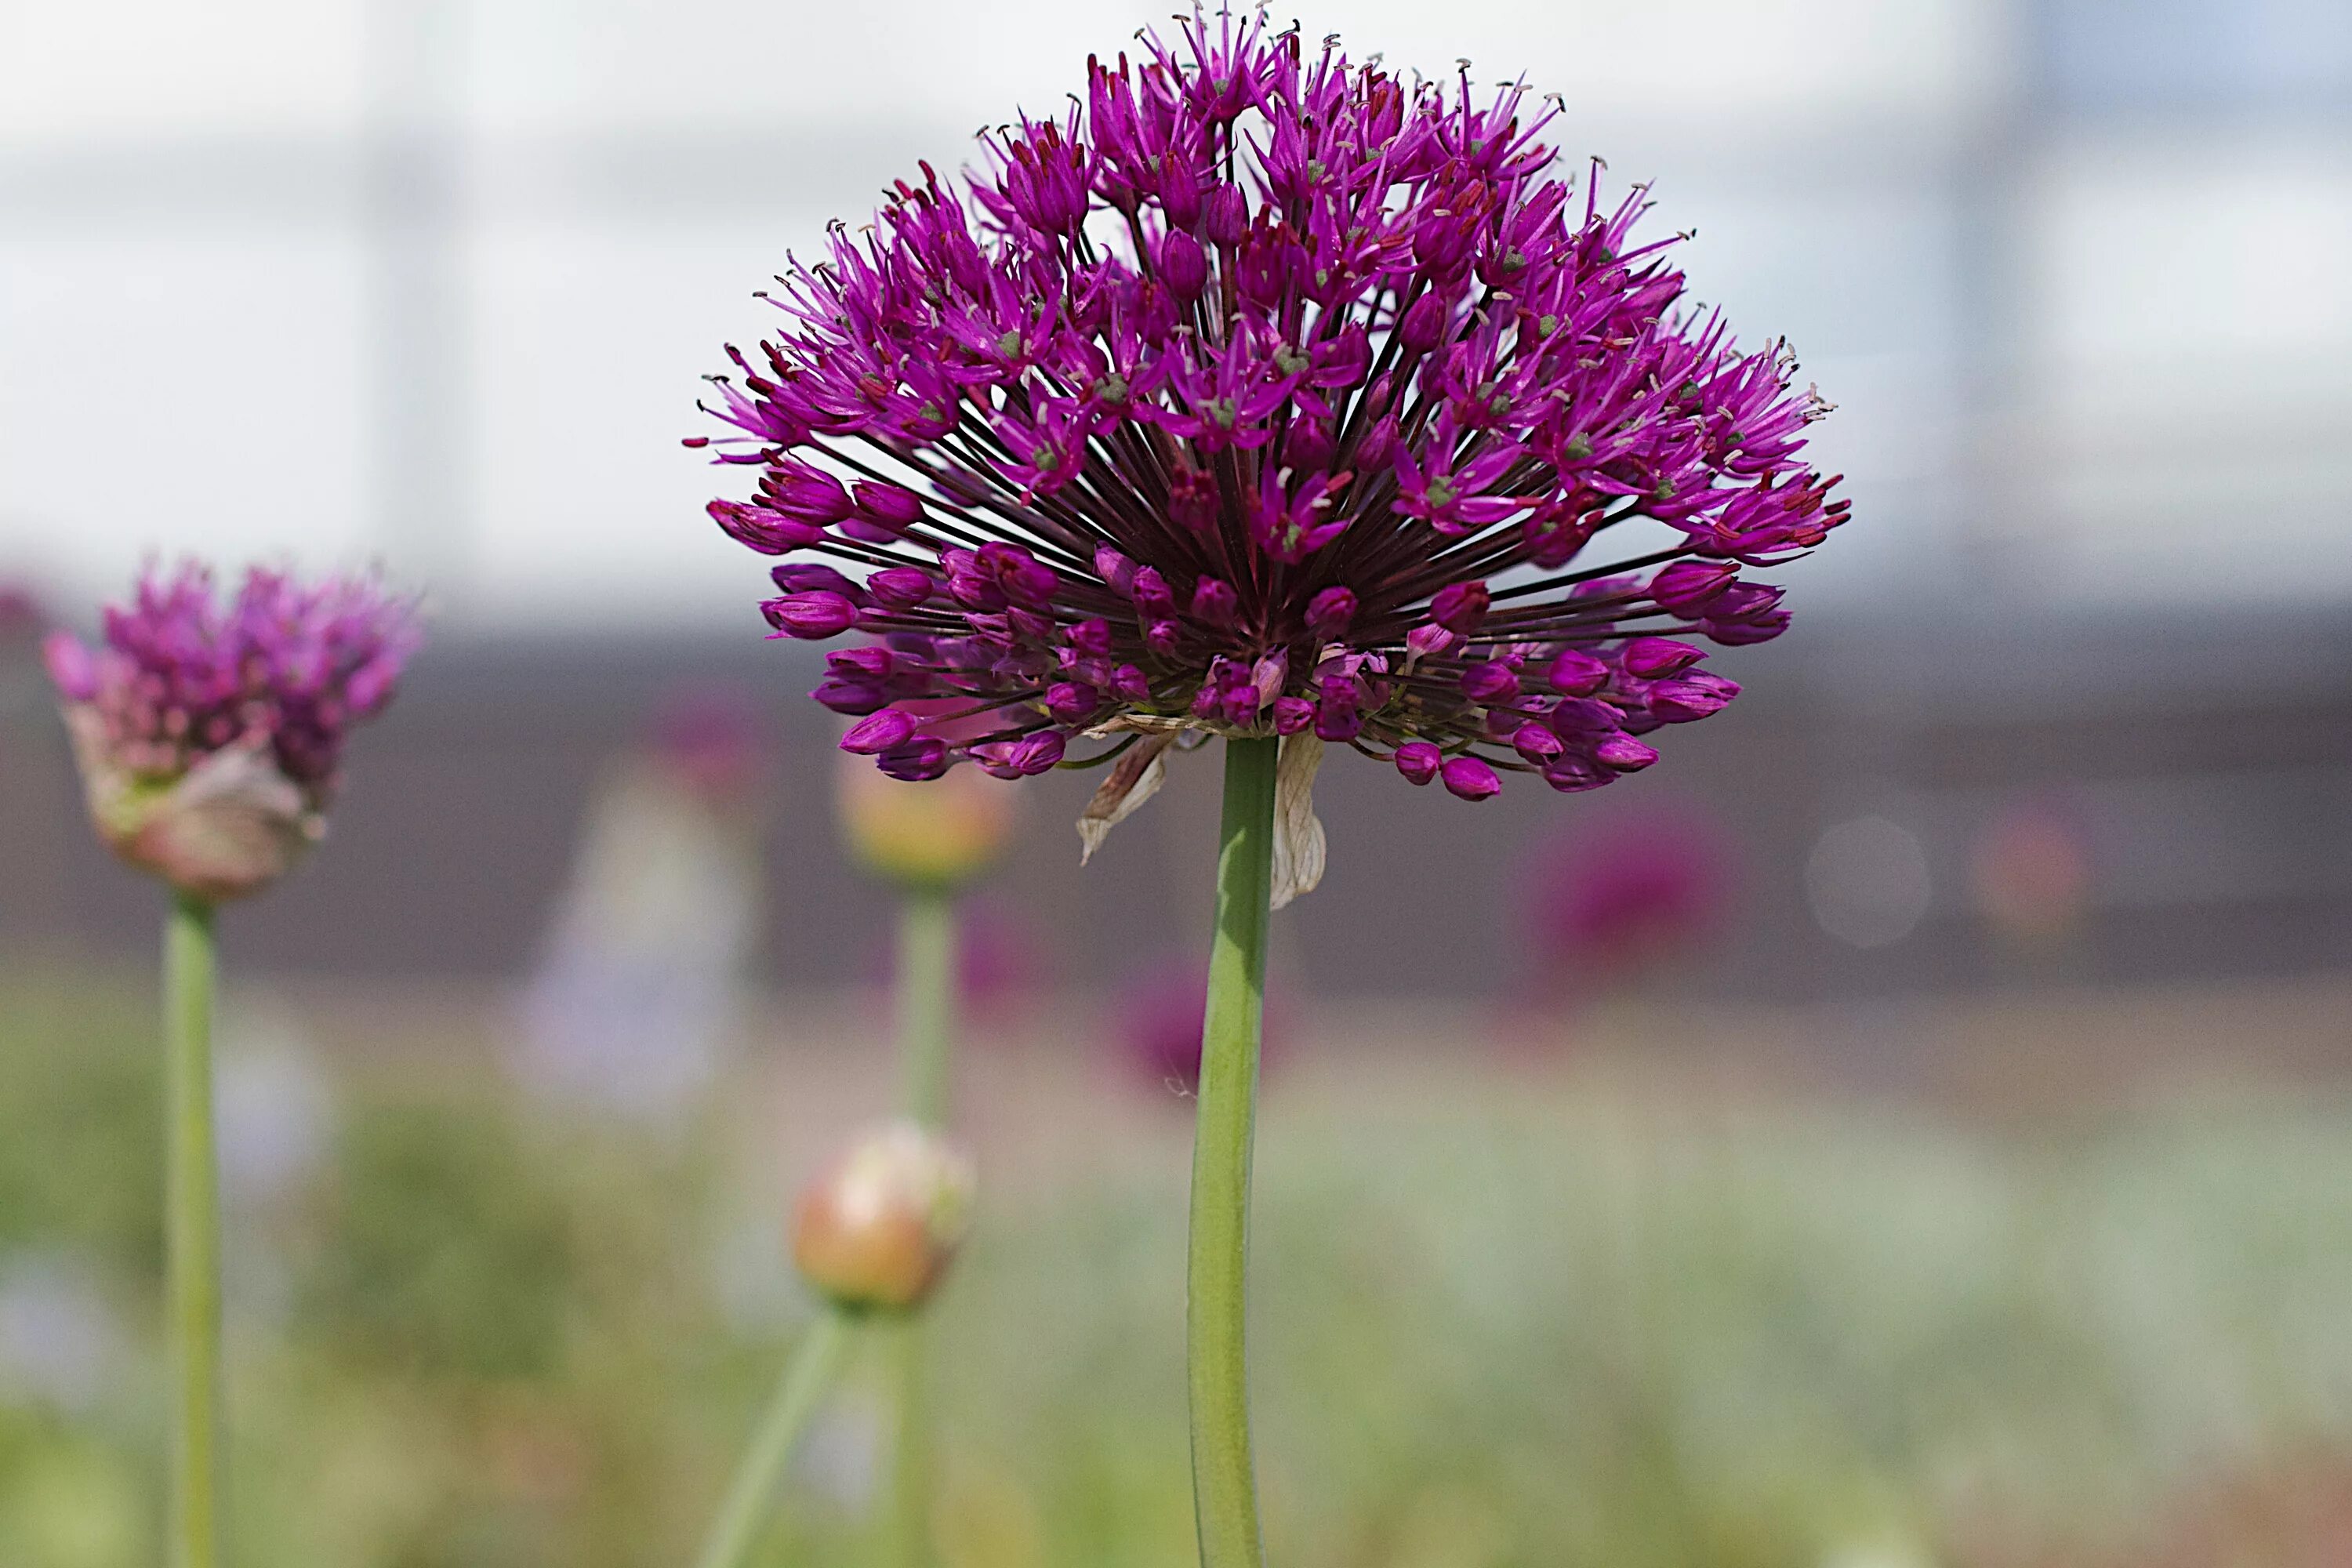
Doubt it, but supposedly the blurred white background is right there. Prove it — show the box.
[2,0,2347,627]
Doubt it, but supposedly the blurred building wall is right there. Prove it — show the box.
[5,608,2346,1001]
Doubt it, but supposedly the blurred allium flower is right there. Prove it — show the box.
[650,684,768,804]
[0,580,45,647]
[1969,794,2093,946]
[42,562,419,902]
[1523,808,1735,988]
[695,13,1845,877]
[874,894,1047,1024]
[1116,956,1294,1097]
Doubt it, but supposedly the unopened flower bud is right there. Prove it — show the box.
[1159,230,1210,300]
[1429,580,1490,635]
[1303,586,1356,641]
[763,590,859,639]
[46,563,418,903]
[1621,637,1704,678]
[791,1122,975,1313]
[837,742,1018,890]
[1397,292,1447,354]
[1201,183,1248,247]
[1393,740,1441,785]
[1546,648,1610,695]
[1189,576,1239,627]
[1439,754,1501,801]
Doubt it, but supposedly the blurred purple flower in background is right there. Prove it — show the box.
[1113,956,1294,1098]
[42,562,420,902]
[692,12,1848,821]
[1970,793,2095,948]
[0,580,45,647]
[648,684,768,806]
[874,894,1051,1028]
[1521,807,1738,996]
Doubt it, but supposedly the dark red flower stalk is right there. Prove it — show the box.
[694,12,1846,811]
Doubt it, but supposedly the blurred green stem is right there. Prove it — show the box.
[694,1312,852,1568]
[1189,735,1276,1568]
[165,891,223,1568]
[885,887,956,1568]
[879,1316,935,1568]
[898,890,956,1129]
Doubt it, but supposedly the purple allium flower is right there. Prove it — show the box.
[1522,808,1737,989]
[0,581,46,648]
[1115,956,1294,1098]
[872,895,1050,1026]
[43,562,420,902]
[649,683,767,804]
[694,13,1846,820]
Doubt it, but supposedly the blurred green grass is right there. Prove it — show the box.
[4,967,2352,1567]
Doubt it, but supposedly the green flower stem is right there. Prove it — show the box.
[691,890,960,1568]
[885,886,957,1568]
[693,1312,853,1568]
[164,891,223,1568]
[898,889,957,1130]
[1189,735,1279,1568]
[879,1316,934,1568]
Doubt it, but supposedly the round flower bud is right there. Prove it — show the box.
[791,1121,975,1313]
[43,564,417,903]
[837,746,1018,890]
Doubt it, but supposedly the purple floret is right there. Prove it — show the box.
[45,561,420,793]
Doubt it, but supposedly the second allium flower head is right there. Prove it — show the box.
[695,9,1847,803]
[44,563,419,902]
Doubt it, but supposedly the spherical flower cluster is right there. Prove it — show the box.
[694,12,1846,806]
[44,563,420,901]
[1523,808,1736,988]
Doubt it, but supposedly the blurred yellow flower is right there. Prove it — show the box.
[836,750,1018,891]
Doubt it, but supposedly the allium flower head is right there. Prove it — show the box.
[1524,808,1736,989]
[694,11,1846,866]
[44,562,420,902]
